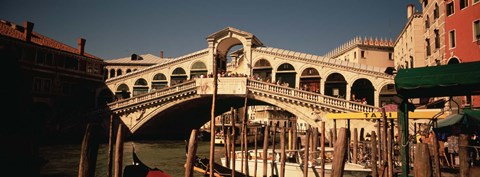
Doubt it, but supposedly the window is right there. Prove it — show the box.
[425,15,430,29]
[434,4,439,19]
[450,30,456,48]
[475,0,480,4]
[426,39,431,56]
[474,20,480,41]
[354,52,356,59]
[434,30,440,49]
[361,50,365,58]
[424,0,428,7]
[388,53,393,60]
[460,0,468,9]
[447,2,454,16]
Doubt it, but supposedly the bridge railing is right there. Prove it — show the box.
[108,80,197,110]
[246,79,377,112]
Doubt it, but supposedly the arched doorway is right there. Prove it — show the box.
[115,84,130,100]
[300,67,320,93]
[276,63,296,88]
[152,73,168,90]
[379,84,396,106]
[133,78,149,96]
[171,68,187,85]
[190,61,208,79]
[351,78,375,105]
[252,59,272,82]
[448,57,460,64]
[324,73,347,99]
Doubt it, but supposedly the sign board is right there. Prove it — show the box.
[196,78,247,95]
[326,110,447,120]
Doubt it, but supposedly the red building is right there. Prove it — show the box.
[444,0,480,107]
[444,0,480,63]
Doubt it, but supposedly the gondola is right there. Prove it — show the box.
[123,146,172,177]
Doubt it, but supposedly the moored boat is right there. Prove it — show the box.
[123,147,172,177]
[221,147,371,177]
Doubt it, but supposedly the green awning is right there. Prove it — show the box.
[436,109,480,128]
[394,62,480,98]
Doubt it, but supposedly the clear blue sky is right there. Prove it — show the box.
[1,0,421,60]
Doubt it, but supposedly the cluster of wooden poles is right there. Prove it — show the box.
[77,115,125,177]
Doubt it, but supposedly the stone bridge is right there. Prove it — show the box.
[103,27,395,138]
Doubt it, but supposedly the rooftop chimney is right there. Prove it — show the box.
[77,38,86,56]
[160,51,164,58]
[407,4,414,19]
[23,21,34,42]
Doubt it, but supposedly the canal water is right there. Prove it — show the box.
[39,140,225,177]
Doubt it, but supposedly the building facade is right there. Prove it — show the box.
[420,0,447,66]
[444,0,480,63]
[0,19,107,139]
[105,52,170,79]
[394,4,426,70]
[324,36,394,69]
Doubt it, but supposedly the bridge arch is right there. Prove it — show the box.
[115,83,130,100]
[171,67,187,85]
[379,83,396,106]
[299,67,321,93]
[110,69,115,78]
[190,61,208,79]
[133,78,149,96]
[252,58,272,82]
[152,73,168,90]
[117,69,123,76]
[351,78,375,106]
[275,63,296,88]
[324,72,347,99]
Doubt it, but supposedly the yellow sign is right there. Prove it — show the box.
[326,111,447,120]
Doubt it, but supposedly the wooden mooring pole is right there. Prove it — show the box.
[262,124,269,177]
[185,129,198,177]
[459,134,470,177]
[371,131,378,177]
[353,128,358,164]
[331,128,348,177]
[414,143,432,177]
[320,121,326,177]
[78,123,100,177]
[254,127,258,177]
[209,54,218,177]
[113,124,123,177]
[280,127,286,177]
[303,127,310,177]
[107,115,114,177]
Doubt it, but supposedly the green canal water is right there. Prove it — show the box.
[39,140,224,177]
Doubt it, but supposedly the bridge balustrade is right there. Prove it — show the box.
[109,80,197,110]
[108,78,377,113]
[246,79,376,112]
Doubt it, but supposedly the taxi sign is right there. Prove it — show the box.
[326,111,447,120]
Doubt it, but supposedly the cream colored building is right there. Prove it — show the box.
[394,4,426,70]
[324,36,394,69]
[105,53,170,79]
[420,0,446,66]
